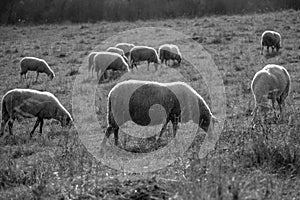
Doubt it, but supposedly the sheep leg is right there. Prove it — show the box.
[261,46,264,55]
[172,121,179,138]
[113,127,119,146]
[267,46,270,53]
[158,118,170,140]
[271,98,277,119]
[35,72,39,82]
[8,119,15,135]
[0,122,6,137]
[30,118,40,138]
[0,117,9,137]
[39,119,44,135]
[277,98,284,121]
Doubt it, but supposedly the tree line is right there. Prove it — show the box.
[1,0,299,24]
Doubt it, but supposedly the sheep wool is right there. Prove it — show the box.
[158,44,182,66]
[251,64,290,121]
[115,43,135,58]
[20,57,55,82]
[129,46,160,71]
[0,89,72,138]
[105,80,215,145]
[93,52,129,81]
[261,31,282,55]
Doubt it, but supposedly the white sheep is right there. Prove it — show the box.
[129,46,160,71]
[93,52,130,82]
[158,44,182,66]
[104,80,216,146]
[261,31,282,55]
[106,47,129,64]
[87,52,98,78]
[251,64,290,124]
[20,57,55,82]
[115,43,135,58]
[0,88,73,138]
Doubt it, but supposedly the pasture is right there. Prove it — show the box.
[0,10,300,199]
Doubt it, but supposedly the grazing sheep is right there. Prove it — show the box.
[87,52,98,78]
[104,80,216,146]
[261,31,282,55]
[0,89,72,138]
[115,43,135,58]
[129,46,160,71]
[20,57,55,82]
[158,44,182,66]
[251,64,290,124]
[106,47,129,64]
[93,52,130,82]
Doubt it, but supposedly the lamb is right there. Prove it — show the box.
[128,46,160,71]
[251,64,290,124]
[0,88,73,138]
[261,31,282,55]
[115,43,135,58]
[158,44,182,66]
[20,57,55,82]
[106,47,129,64]
[104,80,216,146]
[87,52,98,78]
[93,52,130,82]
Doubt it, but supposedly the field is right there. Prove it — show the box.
[1,10,300,199]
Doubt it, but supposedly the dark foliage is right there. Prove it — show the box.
[1,0,300,24]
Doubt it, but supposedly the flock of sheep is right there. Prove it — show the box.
[0,29,290,151]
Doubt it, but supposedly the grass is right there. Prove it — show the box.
[0,9,300,199]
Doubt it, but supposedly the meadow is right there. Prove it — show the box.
[0,9,300,199]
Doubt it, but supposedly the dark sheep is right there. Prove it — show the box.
[20,57,55,82]
[0,89,72,138]
[129,46,160,71]
[104,80,216,146]
[158,44,182,66]
[261,31,282,55]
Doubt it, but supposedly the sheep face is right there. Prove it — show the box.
[175,54,181,64]
[49,73,55,80]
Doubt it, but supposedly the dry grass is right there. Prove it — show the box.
[0,9,300,199]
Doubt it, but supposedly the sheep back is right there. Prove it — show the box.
[107,80,213,132]
[261,31,281,50]
[251,64,290,107]
[106,47,125,56]
[20,57,55,79]
[94,52,129,74]
[115,43,135,58]
[2,89,72,124]
[129,46,159,65]
[159,44,182,64]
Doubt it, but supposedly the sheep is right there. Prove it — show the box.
[20,57,55,82]
[261,31,282,55]
[104,80,216,146]
[158,44,182,66]
[93,52,130,82]
[106,47,129,64]
[0,88,72,138]
[87,52,98,78]
[251,64,290,125]
[115,43,135,58]
[128,46,160,71]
